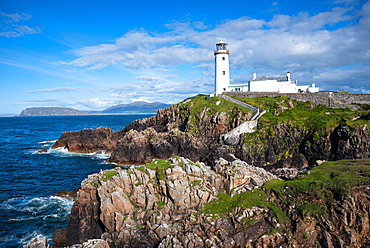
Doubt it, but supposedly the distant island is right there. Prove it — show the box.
[18,101,171,116]
[19,107,87,117]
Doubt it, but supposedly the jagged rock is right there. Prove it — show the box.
[274,168,299,180]
[55,156,370,248]
[67,239,109,248]
[65,184,103,247]
[53,229,67,248]
[54,189,79,199]
[55,157,279,247]
[215,159,278,195]
[52,127,116,153]
[23,237,49,248]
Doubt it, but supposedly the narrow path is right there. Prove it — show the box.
[219,94,266,145]
[220,94,265,120]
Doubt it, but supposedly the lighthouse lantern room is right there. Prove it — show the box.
[214,39,230,95]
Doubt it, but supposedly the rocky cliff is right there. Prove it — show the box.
[46,94,370,248]
[52,95,370,171]
[53,157,277,247]
[53,157,370,248]
[52,96,253,165]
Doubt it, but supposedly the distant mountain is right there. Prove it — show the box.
[18,102,171,117]
[100,101,171,114]
[19,107,87,117]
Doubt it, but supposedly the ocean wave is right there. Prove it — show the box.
[33,147,111,160]
[1,195,74,245]
[0,196,73,218]
[38,140,58,144]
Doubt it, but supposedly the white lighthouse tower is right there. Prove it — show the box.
[214,39,230,95]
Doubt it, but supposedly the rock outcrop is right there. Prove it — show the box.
[54,157,370,248]
[52,127,117,154]
[23,237,50,248]
[55,157,277,247]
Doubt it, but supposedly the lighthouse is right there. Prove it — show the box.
[214,39,230,95]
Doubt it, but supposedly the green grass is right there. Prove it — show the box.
[156,200,167,209]
[177,96,253,132]
[143,158,176,180]
[298,203,327,217]
[264,159,370,198]
[203,190,289,223]
[191,180,203,186]
[104,171,118,180]
[89,180,98,187]
[156,200,167,206]
[232,95,369,132]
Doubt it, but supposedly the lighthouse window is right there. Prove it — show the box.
[222,57,225,60]
[222,71,226,75]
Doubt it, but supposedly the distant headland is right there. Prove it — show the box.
[19,107,86,117]
[18,101,171,117]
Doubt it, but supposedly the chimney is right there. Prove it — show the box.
[253,71,257,80]
[287,71,291,81]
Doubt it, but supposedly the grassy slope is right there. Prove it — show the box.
[177,96,253,132]
[233,95,370,135]
[203,158,370,222]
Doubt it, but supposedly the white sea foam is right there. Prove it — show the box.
[20,232,46,246]
[2,195,74,217]
[33,146,111,160]
[38,140,58,144]
[2,195,74,245]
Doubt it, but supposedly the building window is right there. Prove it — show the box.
[222,57,225,60]
[222,71,225,75]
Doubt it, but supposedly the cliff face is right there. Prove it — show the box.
[52,97,252,165]
[49,95,370,248]
[52,96,370,171]
[235,123,370,170]
[54,157,370,248]
[52,127,117,154]
[55,157,277,247]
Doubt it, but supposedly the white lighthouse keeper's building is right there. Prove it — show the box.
[214,39,230,95]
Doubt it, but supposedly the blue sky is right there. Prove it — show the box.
[0,0,369,115]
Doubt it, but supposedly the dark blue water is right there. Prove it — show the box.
[0,115,153,247]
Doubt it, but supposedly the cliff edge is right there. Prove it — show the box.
[52,95,370,170]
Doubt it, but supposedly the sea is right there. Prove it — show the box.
[0,114,153,248]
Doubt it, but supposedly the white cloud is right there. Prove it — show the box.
[0,11,42,37]
[77,98,114,109]
[58,0,370,100]
[0,12,32,23]
[26,87,89,93]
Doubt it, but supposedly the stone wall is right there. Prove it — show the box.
[227,92,370,109]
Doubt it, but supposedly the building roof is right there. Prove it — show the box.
[252,76,289,82]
